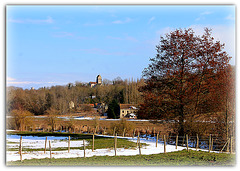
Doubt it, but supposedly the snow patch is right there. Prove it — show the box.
[6,134,213,162]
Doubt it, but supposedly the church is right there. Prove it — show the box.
[89,75,102,88]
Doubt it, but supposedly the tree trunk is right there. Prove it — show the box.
[178,103,184,137]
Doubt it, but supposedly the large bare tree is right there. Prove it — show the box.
[139,28,231,136]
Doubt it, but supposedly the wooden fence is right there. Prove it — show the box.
[15,130,235,162]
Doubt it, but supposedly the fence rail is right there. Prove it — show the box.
[9,128,235,162]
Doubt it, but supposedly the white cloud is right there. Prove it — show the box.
[73,48,135,56]
[148,16,155,24]
[8,16,54,24]
[7,81,39,85]
[107,36,123,40]
[195,11,213,21]
[7,77,15,81]
[112,17,132,24]
[190,24,234,45]
[107,35,138,42]
[52,31,91,40]
[195,17,201,21]
[7,77,58,85]
[52,32,74,38]
[156,27,175,37]
[8,18,24,23]
[200,11,213,15]
[112,20,122,24]
[125,36,138,42]
[28,16,53,24]
[225,14,235,20]
[83,21,104,26]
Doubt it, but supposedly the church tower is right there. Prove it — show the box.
[96,75,102,85]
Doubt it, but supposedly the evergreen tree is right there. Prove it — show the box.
[107,99,120,119]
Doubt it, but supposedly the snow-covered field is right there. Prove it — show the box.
[6,134,210,162]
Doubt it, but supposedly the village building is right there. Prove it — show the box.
[120,104,138,119]
[69,101,74,109]
[89,82,97,88]
[89,74,102,87]
[95,103,108,114]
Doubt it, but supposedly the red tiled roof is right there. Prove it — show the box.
[79,104,94,107]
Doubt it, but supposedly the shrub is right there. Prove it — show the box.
[110,119,134,135]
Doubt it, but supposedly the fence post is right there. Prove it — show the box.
[211,137,214,151]
[114,134,117,156]
[92,133,95,152]
[103,127,106,135]
[230,136,233,154]
[44,137,47,154]
[138,136,141,156]
[196,134,199,151]
[49,140,52,159]
[137,131,139,148]
[113,127,116,136]
[209,134,211,153]
[221,138,230,153]
[164,135,166,153]
[83,139,86,158]
[123,128,126,137]
[186,134,189,152]
[156,133,159,147]
[146,128,148,140]
[227,136,230,152]
[176,135,178,149]
[19,136,22,162]
[68,136,70,153]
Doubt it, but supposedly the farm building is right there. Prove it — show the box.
[120,104,138,119]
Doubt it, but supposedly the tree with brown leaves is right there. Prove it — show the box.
[139,28,231,136]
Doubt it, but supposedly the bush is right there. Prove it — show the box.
[81,105,93,112]
[10,109,33,131]
[110,119,134,135]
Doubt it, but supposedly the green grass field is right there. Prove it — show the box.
[7,150,235,166]
[7,132,145,151]
[6,131,235,166]
[7,138,142,152]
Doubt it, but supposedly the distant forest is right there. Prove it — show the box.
[6,77,145,116]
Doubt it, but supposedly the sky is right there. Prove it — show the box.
[6,5,235,89]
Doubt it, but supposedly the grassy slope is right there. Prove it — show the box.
[7,150,235,166]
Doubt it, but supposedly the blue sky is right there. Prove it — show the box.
[6,5,235,89]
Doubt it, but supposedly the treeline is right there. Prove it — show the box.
[6,77,145,116]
